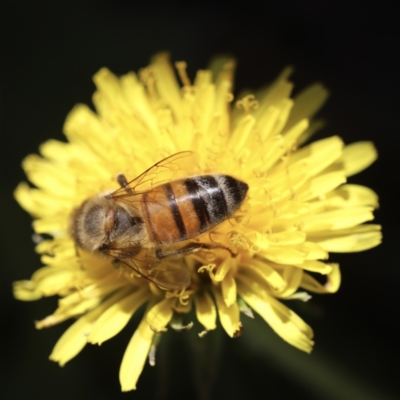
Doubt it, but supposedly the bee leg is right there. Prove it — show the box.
[192,243,238,257]
[117,173,133,195]
[156,243,237,259]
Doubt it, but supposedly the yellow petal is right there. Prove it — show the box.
[300,264,341,294]
[39,139,109,180]
[303,242,329,260]
[330,184,379,208]
[285,83,329,133]
[192,81,216,134]
[243,259,286,290]
[49,317,93,367]
[14,183,71,219]
[221,271,237,307]
[298,119,326,145]
[307,224,382,252]
[264,99,293,140]
[300,260,333,274]
[263,119,309,171]
[307,184,380,213]
[120,72,159,135]
[195,291,217,332]
[34,237,71,255]
[57,275,127,308]
[89,287,151,344]
[49,287,131,366]
[152,53,183,123]
[231,114,256,154]
[63,104,111,160]
[299,171,346,202]
[92,68,131,114]
[14,182,40,217]
[214,257,235,282]
[313,225,382,252]
[213,287,242,337]
[13,280,43,301]
[266,231,307,247]
[250,67,293,131]
[22,154,76,195]
[120,315,154,391]
[193,68,212,87]
[262,246,305,265]
[36,296,101,329]
[39,246,77,266]
[30,266,76,297]
[238,277,314,353]
[289,136,343,178]
[342,141,377,176]
[33,216,68,234]
[302,206,375,232]
[146,298,174,332]
[274,266,303,298]
[256,105,281,144]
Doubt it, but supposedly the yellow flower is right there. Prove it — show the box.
[13,53,381,391]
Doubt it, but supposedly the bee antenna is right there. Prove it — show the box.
[117,173,133,195]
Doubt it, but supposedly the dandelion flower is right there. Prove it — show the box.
[14,53,381,391]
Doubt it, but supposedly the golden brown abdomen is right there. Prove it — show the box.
[141,175,248,245]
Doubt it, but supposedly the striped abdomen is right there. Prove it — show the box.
[141,175,248,245]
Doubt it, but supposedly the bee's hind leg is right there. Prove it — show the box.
[155,243,237,259]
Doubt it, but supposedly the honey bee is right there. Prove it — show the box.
[71,152,248,290]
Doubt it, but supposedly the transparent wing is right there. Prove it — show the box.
[126,252,191,290]
[101,151,194,289]
[106,245,191,290]
[110,151,195,200]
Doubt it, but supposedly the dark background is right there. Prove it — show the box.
[1,1,398,399]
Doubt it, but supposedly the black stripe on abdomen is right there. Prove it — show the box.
[184,178,209,233]
[192,175,228,226]
[220,175,246,209]
[164,183,187,241]
[212,175,249,215]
